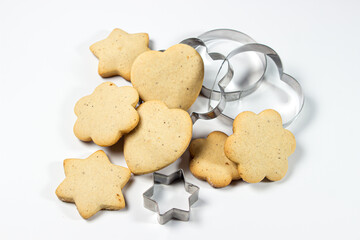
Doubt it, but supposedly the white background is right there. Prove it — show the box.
[1,0,360,239]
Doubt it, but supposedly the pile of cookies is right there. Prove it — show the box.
[55,28,296,219]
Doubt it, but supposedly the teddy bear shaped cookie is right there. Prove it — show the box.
[190,131,241,188]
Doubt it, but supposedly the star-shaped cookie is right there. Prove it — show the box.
[190,131,240,188]
[55,150,131,219]
[90,28,150,80]
[73,82,139,147]
[224,110,296,183]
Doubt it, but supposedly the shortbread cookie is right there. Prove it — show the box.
[131,44,204,110]
[189,131,240,188]
[90,28,150,80]
[55,150,131,219]
[74,82,139,147]
[124,100,192,174]
[224,110,296,183]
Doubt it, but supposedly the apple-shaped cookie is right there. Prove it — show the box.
[131,44,204,110]
[124,100,192,174]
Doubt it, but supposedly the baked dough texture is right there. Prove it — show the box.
[90,28,150,80]
[74,82,139,147]
[124,100,192,174]
[224,109,296,183]
[131,44,204,110]
[55,150,131,219]
[190,131,240,188]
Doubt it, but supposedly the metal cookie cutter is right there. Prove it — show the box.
[180,29,267,123]
[208,43,304,128]
[182,29,267,102]
[143,169,199,225]
[197,29,267,101]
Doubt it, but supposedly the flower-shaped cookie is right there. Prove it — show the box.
[131,44,204,110]
[55,150,131,219]
[225,110,296,183]
[190,131,240,188]
[90,28,150,80]
[124,100,192,174]
[74,82,139,147]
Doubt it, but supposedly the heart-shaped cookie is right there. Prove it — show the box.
[124,100,192,174]
[131,44,204,110]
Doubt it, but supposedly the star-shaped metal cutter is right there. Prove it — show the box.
[143,169,199,224]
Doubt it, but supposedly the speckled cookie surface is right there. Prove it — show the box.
[90,28,150,80]
[74,82,139,147]
[224,109,296,183]
[55,150,131,219]
[124,100,192,174]
[131,44,204,110]
[189,131,240,188]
